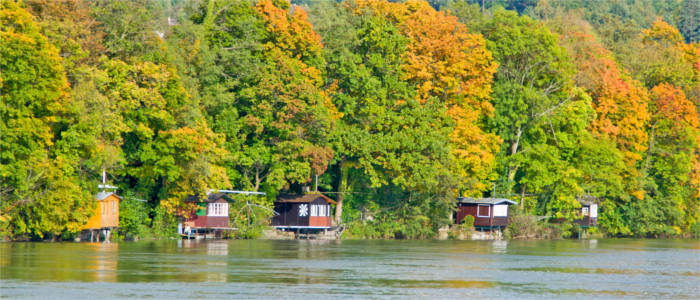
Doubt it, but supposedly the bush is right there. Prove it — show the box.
[118,194,152,239]
[152,204,178,238]
[460,215,474,229]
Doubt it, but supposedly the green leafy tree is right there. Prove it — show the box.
[0,0,92,239]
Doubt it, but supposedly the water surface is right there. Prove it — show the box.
[1,239,698,299]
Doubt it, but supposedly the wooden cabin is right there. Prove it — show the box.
[81,181,120,242]
[271,194,335,229]
[183,193,234,232]
[455,197,517,230]
[574,197,598,228]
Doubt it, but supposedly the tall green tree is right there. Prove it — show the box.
[1,0,92,239]
[176,0,336,194]
[309,2,457,231]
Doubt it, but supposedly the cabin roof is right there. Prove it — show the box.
[185,193,233,203]
[96,191,121,201]
[276,193,336,205]
[457,197,517,205]
[577,195,599,206]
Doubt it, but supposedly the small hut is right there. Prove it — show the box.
[271,194,335,230]
[455,197,517,230]
[81,172,120,242]
[182,193,235,238]
[575,196,598,228]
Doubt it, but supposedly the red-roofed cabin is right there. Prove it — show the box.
[456,197,517,230]
[272,194,336,229]
[184,193,234,230]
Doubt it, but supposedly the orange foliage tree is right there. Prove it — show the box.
[352,0,500,194]
[550,14,650,170]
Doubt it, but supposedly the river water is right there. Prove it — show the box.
[1,239,698,299]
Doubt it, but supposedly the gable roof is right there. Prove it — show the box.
[96,191,122,201]
[457,197,517,205]
[185,193,234,203]
[276,193,336,205]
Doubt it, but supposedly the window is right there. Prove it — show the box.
[493,205,508,217]
[310,204,330,217]
[582,207,589,216]
[112,200,116,214]
[101,202,105,215]
[477,204,490,218]
[208,203,228,217]
[590,204,598,218]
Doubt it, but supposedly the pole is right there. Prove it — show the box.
[315,175,318,192]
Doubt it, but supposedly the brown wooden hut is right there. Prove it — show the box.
[574,196,598,228]
[455,197,517,229]
[271,194,335,229]
[182,193,235,237]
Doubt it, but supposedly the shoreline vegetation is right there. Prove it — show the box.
[1,0,699,242]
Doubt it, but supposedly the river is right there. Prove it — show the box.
[1,239,698,299]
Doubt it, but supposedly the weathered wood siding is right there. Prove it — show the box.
[456,203,510,228]
[271,196,332,227]
[81,194,120,230]
[271,203,309,227]
[192,216,229,228]
[309,216,331,227]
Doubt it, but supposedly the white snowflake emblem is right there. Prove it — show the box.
[298,204,309,217]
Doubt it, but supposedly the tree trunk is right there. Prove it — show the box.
[506,126,523,193]
[520,183,526,210]
[254,167,260,192]
[334,161,349,225]
[643,122,657,175]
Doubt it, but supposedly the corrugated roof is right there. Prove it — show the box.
[96,191,121,201]
[457,197,517,205]
[276,193,336,205]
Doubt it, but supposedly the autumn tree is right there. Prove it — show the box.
[637,84,700,235]
[352,0,500,195]
[0,0,92,239]
[305,2,457,233]
[178,0,336,194]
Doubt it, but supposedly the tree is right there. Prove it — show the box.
[352,0,500,195]
[678,0,699,43]
[641,84,699,235]
[477,8,575,192]
[177,0,336,194]
[0,0,92,239]
[308,2,458,229]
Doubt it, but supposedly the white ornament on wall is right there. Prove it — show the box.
[298,204,309,217]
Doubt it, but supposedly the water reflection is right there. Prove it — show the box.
[85,243,118,282]
[491,240,508,254]
[1,239,698,299]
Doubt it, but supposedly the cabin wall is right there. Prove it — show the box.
[457,204,492,227]
[457,203,510,228]
[81,195,119,230]
[191,216,229,228]
[102,196,119,228]
[271,203,310,227]
[309,216,331,227]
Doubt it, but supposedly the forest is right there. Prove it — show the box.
[1,0,698,240]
